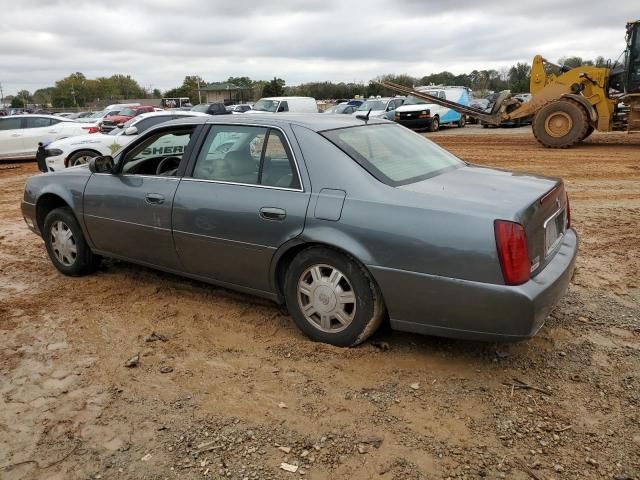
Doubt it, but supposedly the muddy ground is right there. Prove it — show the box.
[0,126,638,480]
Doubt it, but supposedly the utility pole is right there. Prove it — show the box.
[197,78,202,104]
[0,82,4,108]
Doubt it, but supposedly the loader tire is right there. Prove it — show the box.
[580,125,595,142]
[532,99,589,148]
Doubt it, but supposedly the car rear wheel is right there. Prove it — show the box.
[43,207,100,276]
[429,116,440,132]
[68,150,98,167]
[284,246,386,347]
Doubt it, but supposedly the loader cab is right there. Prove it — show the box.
[625,21,640,93]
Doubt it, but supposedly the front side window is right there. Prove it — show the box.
[120,127,194,176]
[252,99,279,112]
[0,118,22,130]
[357,100,386,111]
[192,126,299,189]
[119,108,136,116]
[321,124,463,186]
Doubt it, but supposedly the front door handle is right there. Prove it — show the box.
[259,207,286,221]
[145,193,165,205]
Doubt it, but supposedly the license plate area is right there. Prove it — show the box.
[544,208,566,256]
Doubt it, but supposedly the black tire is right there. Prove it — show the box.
[532,99,589,148]
[68,149,99,167]
[284,246,386,347]
[428,116,440,132]
[43,207,100,276]
[580,125,595,142]
[457,115,466,128]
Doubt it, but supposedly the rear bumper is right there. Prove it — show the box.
[21,200,40,236]
[370,229,578,341]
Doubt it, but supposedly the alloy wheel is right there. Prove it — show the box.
[50,220,77,266]
[297,264,356,333]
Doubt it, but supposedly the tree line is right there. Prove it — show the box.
[6,55,610,109]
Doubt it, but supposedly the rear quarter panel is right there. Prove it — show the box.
[289,124,503,284]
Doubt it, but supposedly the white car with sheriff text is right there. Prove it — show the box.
[41,111,207,171]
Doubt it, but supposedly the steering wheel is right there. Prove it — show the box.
[156,156,181,175]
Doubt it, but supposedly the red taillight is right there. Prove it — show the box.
[82,126,99,134]
[566,193,571,229]
[494,220,530,285]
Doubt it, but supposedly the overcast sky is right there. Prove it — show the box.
[0,0,634,96]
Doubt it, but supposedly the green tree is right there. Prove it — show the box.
[508,62,531,93]
[33,87,54,107]
[558,56,594,68]
[10,97,24,108]
[262,77,285,97]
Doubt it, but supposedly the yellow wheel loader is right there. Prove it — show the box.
[383,20,640,148]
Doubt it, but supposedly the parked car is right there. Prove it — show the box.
[66,111,94,120]
[100,106,156,132]
[0,115,96,160]
[481,93,533,128]
[247,97,318,114]
[40,111,208,171]
[353,97,405,119]
[394,86,469,131]
[226,104,253,113]
[191,103,231,115]
[323,103,358,114]
[21,114,577,347]
[55,112,76,118]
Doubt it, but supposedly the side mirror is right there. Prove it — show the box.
[124,126,138,136]
[89,155,114,174]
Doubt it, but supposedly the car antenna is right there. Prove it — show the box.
[355,108,372,123]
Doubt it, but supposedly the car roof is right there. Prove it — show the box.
[260,97,315,101]
[2,114,73,121]
[163,113,389,132]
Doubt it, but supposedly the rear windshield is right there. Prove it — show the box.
[321,124,463,186]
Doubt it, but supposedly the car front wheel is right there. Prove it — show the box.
[284,246,386,347]
[43,207,100,276]
[68,149,98,167]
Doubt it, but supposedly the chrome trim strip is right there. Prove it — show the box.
[180,177,302,192]
[84,213,172,231]
[173,229,276,250]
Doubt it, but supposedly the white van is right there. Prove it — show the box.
[247,97,318,114]
[394,86,470,132]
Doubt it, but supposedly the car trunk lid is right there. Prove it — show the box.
[399,164,568,280]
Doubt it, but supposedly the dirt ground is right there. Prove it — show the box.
[1,126,638,480]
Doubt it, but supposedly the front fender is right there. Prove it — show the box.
[561,93,598,124]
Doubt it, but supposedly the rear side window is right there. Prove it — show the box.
[321,123,462,186]
[0,118,22,130]
[192,126,299,189]
[135,116,173,134]
[25,117,54,128]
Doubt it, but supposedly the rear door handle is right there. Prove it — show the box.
[259,207,286,221]
[145,193,165,205]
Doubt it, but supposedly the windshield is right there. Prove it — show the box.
[191,104,210,113]
[357,100,386,111]
[253,99,279,112]
[108,127,123,136]
[403,95,428,106]
[323,105,346,114]
[119,108,136,116]
[87,110,107,119]
[321,124,463,186]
